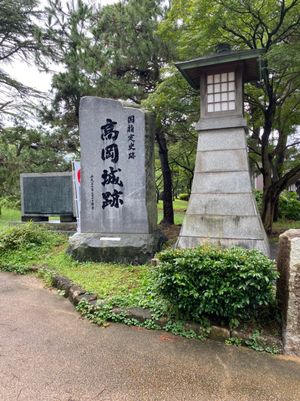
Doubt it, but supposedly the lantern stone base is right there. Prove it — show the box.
[176,126,270,257]
[177,235,269,256]
[67,231,164,264]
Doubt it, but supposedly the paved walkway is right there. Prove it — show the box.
[0,272,300,401]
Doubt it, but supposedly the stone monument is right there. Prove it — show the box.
[68,97,162,263]
[277,230,300,356]
[175,44,269,256]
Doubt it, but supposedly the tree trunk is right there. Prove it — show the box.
[273,196,280,222]
[262,185,280,234]
[262,191,276,234]
[155,127,174,225]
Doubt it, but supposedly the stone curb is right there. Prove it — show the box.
[36,267,282,351]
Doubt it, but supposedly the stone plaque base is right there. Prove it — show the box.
[67,232,164,264]
[21,215,49,222]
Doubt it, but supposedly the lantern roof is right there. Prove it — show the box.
[175,47,265,89]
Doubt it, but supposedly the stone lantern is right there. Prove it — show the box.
[175,45,269,256]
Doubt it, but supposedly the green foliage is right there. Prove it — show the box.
[163,320,208,340]
[0,222,59,252]
[0,207,21,231]
[144,69,199,197]
[45,252,152,301]
[37,267,55,287]
[76,298,159,329]
[253,190,263,213]
[45,0,171,129]
[155,246,278,324]
[226,330,280,355]
[0,223,62,275]
[161,0,300,233]
[76,299,208,340]
[254,190,300,221]
[0,263,33,275]
[278,191,300,220]
[0,196,20,217]
[0,196,20,210]
[0,0,55,120]
[178,193,190,201]
[273,219,300,232]
[0,126,69,198]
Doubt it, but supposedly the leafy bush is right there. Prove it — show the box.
[0,222,59,252]
[253,190,263,213]
[278,191,300,220]
[155,246,277,324]
[0,196,20,214]
[178,193,190,201]
[254,190,300,220]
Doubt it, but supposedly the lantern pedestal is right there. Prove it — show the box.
[176,125,270,256]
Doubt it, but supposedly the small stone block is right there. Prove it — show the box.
[151,258,159,266]
[184,322,202,334]
[209,326,230,341]
[52,275,72,297]
[155,316,169,328]
[231,330,251,341]
[68,285,86,304]
[111,307,125,315]
[125,307,152,323]
[75,293,97,306]
[277,230,300,356]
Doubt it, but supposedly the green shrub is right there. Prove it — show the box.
[0,222,59,252]
[155,246,277,324]
[278,191,300,220]
[253,190,263,213]
[254,190,300,220]
[178,193,190,201]
[0,196,20,213]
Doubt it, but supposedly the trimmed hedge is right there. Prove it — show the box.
[156,246,277,324]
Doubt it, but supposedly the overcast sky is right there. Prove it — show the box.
[4,0,119,93]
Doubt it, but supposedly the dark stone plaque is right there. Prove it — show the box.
[21,173,74,215]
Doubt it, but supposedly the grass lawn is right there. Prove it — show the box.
[0,226,153,306]
[157,199,188,211]
[0,208,21,230]
[44,248,151,301]
[0,202,188,228]
[272,219,300,233]
[157,199,187,225]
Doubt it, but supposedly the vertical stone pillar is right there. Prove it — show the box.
[277,229,300,356]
